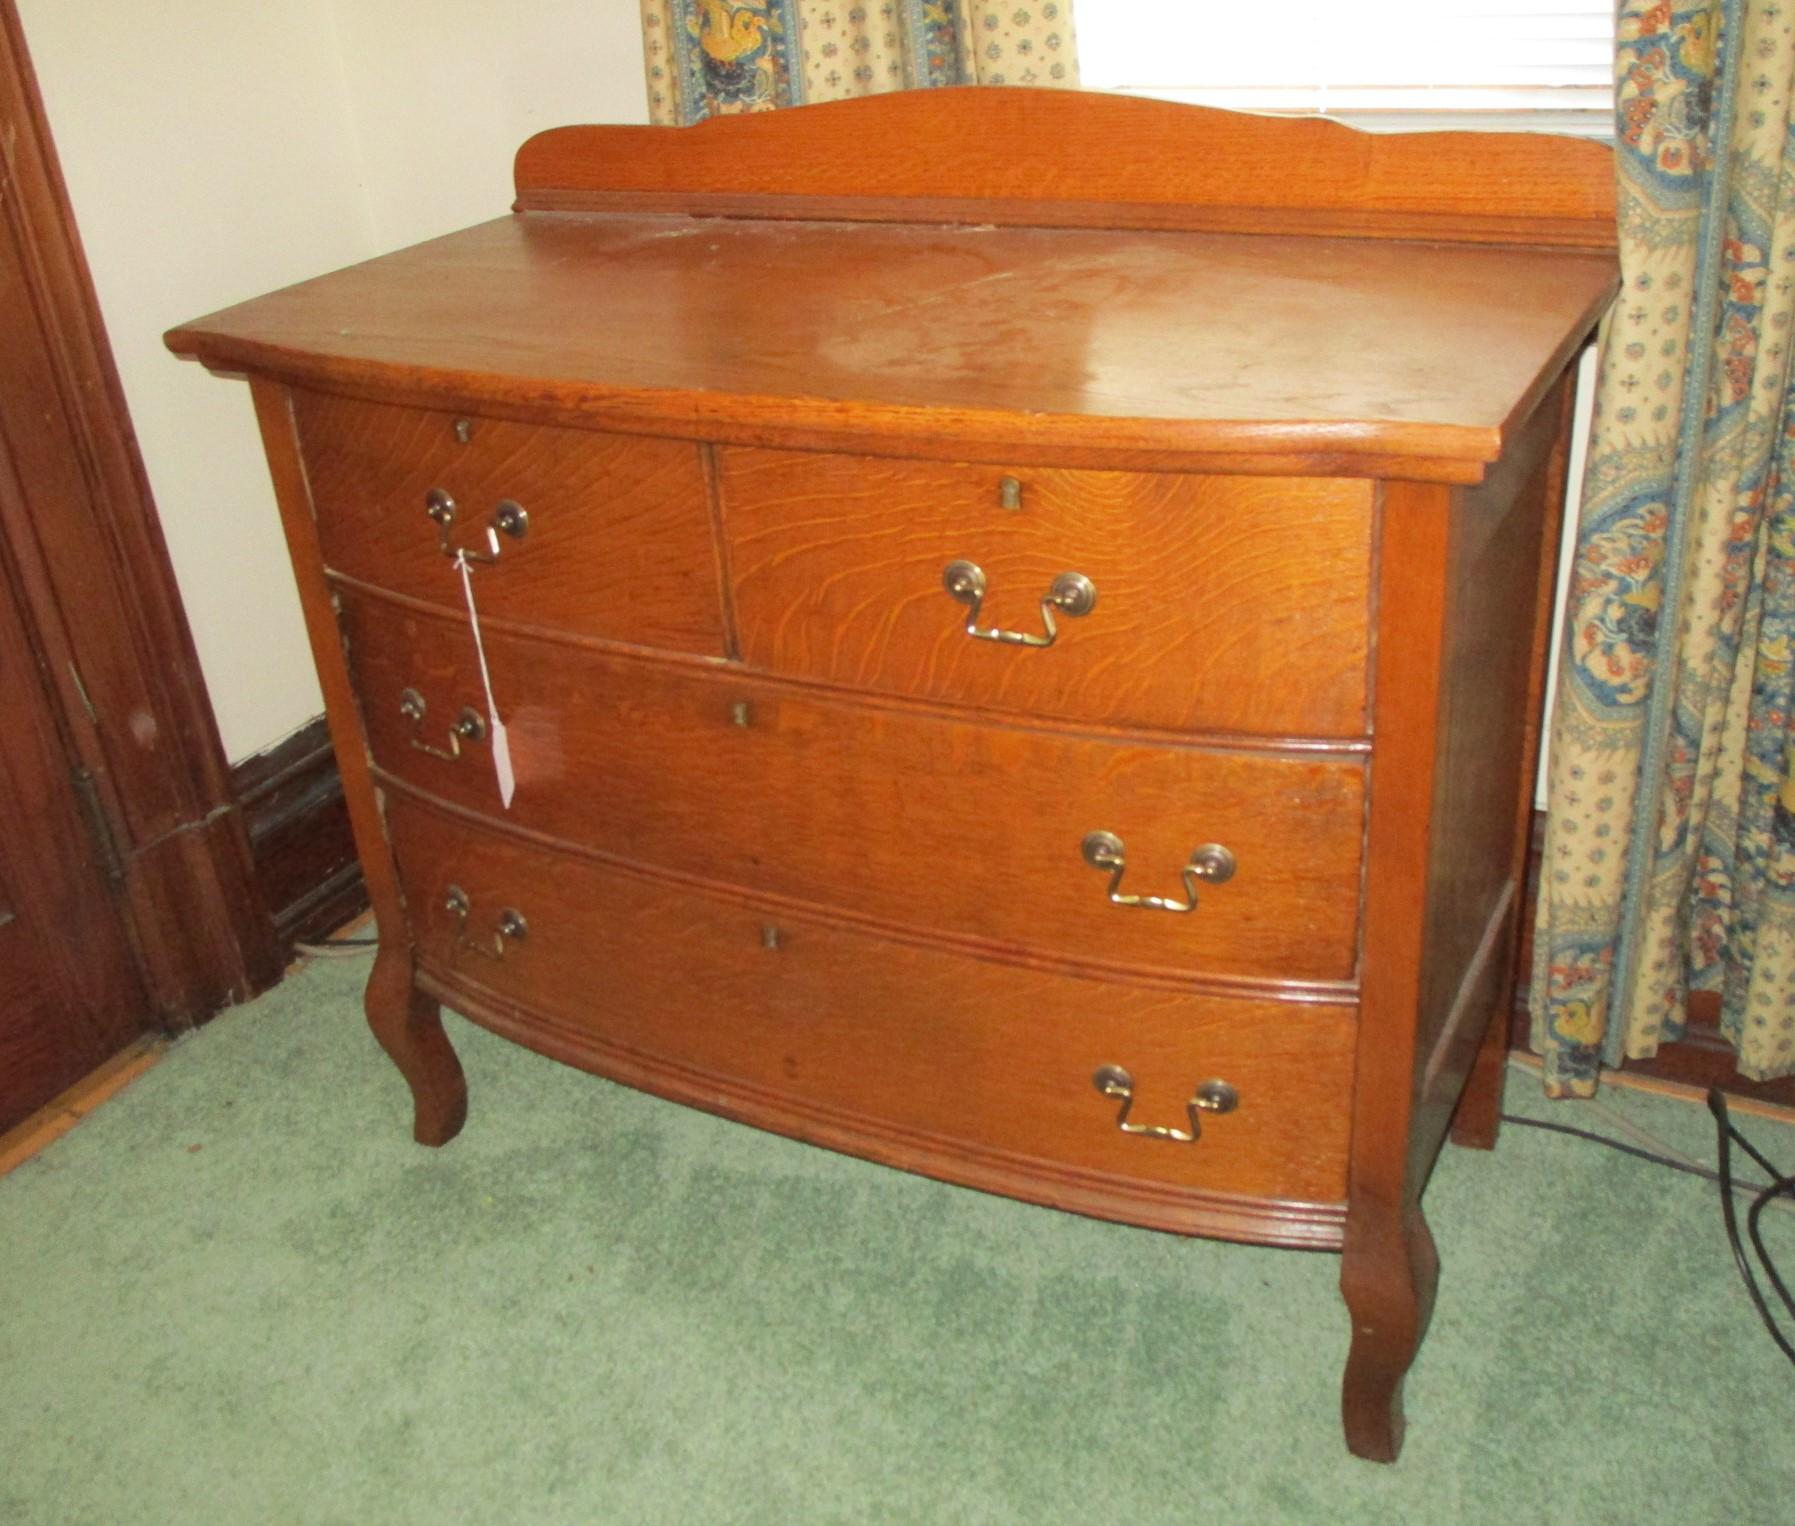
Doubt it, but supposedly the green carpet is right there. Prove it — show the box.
[2,956,1789,1524]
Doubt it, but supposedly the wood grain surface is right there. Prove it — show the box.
[388,792,1356,1224]
[515,87,1617,251]
[168,214,1615,482]
[296,389,725,654]
[338,592,1367,989]
[721,448,1373,738]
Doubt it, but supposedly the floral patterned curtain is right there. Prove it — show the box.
[640,1,1077,125]
[1533,0,1795,1095]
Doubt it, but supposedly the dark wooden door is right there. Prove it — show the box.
[0,532,146,1131]
[0,0,287,1138]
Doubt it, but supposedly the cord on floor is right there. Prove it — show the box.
[1497,1057,1793,1369]
[291,937,378,959]
[1496,1112,1776,1198]
[1709,1089,1795,1365]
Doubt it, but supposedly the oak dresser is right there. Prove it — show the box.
[169,89,1618,1461]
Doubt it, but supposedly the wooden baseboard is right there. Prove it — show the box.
[1506,1050,1795,1125]
[0,1035,167,1176]
[231,717,367,951]
[1512,809,1795,1107]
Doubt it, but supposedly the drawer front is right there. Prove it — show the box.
[343,595,1365,984]
[387,795,1354,1209]
[720,448,1374,738]
[294,390,725,654]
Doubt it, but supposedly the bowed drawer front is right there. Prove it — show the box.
[294,389,726,654]
[720,448,1375,738]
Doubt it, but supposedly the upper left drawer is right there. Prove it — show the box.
[293,391,726,655]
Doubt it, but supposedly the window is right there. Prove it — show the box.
[1077,2,1615,136]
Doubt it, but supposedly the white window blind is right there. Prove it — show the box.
[1078,2,1616,132]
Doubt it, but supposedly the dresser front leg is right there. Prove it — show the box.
[366,944,467,1146]
[1338,1206,1439,1463]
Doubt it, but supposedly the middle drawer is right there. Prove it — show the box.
[341,593,1366,985]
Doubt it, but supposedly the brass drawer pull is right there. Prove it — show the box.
[425,487,529,563]
[442,884,527,960]
[1093,1065,1238,1143]
[941,559,1095,648]
[1081,831,1235,913]
[399,687,487,761]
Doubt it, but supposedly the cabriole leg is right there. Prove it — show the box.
[365,944,467,1147]
[1338,1207,1439,1463]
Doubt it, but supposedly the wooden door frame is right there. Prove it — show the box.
[0,0,279,1022]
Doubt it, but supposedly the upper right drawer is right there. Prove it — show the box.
[719,448,1374,739]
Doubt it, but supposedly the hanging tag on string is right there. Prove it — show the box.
[454,546,516,808]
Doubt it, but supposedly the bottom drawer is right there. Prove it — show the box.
[386,794,1356,1242]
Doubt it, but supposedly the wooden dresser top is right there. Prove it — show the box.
[167,90,1618,483]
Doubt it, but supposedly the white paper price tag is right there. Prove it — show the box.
[454,547,516,809]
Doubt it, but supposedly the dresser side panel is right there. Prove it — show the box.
[1418,372,1579,1158]
[1351,371,1577,1215]
[1413,412,1561,1036]
[246,380,407,934]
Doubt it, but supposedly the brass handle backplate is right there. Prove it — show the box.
[942,559,1095,648]
[1081,831,1235,914]
[443,884,527,960]
[425,488,528,563]
[1093,1065,1238,1143]
[399,687,487,761]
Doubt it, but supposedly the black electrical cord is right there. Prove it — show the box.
[1501,1100,1795,1369]
[290,935,379,949]
[1499,1111,1763,1193]
[1707,1088,1795,1367]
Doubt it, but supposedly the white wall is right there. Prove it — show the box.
[329,0,651,249]
[16,0,648,761]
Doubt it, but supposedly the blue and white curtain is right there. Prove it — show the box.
[1532,0,1795,1093]
[641,1,1078,125]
